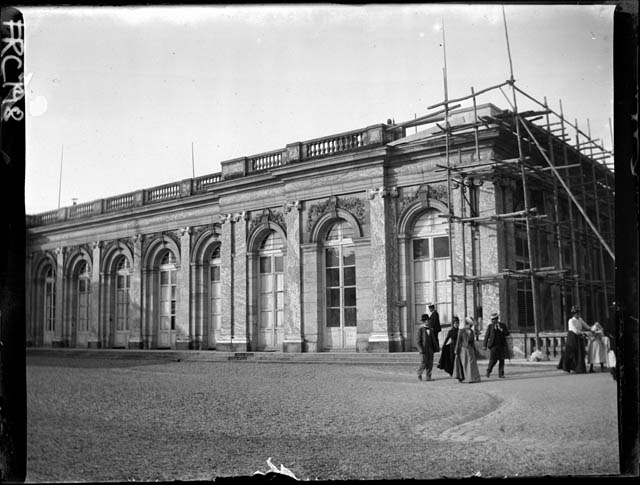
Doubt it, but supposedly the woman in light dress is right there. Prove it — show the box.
[587,321,608,373]
[453,317,481,383]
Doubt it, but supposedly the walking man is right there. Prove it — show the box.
[417,314,440,381]
[483,312,511,378]
[427,303,442,339]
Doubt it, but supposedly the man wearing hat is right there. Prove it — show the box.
[416,314,440,381]
[483,312,511,378]
[427,303,442,340]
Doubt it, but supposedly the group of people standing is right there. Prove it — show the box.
[416,303,511,383]
[558,306,612,375]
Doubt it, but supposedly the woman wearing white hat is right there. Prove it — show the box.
[453,316,481,383]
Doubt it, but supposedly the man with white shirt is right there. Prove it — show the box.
[558,306,591,373]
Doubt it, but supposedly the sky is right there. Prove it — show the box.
[19,4,615,215]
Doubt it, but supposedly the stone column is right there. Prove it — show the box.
[176,227,191,350]
[89,241,101,348]
[366,186,400,352]
[54,247,65,347]
[301,243,320,352]
[283,201,303,352]
[397,236,410,351]
[232,213,248,351]
[129,235,143,349]
[217,214,234,351]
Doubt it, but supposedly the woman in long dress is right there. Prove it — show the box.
[453,317,481,383]
[558,306,591,373]
[437,316,459,376]
[587,321,608,373]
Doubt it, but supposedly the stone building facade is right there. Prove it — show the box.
[25,104,615,356]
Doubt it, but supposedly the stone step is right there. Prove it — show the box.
[26,348,560,366]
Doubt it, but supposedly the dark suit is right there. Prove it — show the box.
[417,324,440,380]
[483,321,511,377]
[428,310,442,336]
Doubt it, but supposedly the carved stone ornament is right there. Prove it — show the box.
[249,208,286,234]
[367,186,399,199]
[283,200,301,213]
[307,195,366,233]
[400,183,449,213]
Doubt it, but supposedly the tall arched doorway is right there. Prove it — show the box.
[207,245,222,349]
[323,219,357,350]
[257,231,284,350]
[410,210,451,339]
[158,250,178,348]
[113,255,131,347]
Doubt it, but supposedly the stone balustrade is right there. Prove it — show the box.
[250,150,284,172]
[527,332,566,359]
[27,123,399,227]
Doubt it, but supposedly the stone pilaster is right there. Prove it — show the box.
[283,201,303,352]
[176,227,191,350]
[353,237,372,351]
[366,186,401,352]
[191,262,203,349]
[88,241,101,348]
[217,214,234,351]
[128,235,143,348]
[301,243,320,352]
[53,247,65,347]
[232,213,248,351]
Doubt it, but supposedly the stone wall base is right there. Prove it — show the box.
[283,340,303,353]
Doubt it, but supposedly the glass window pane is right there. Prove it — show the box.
[260,293,274,310]
[325,268,340,287]
[171,316,176,330]
[211,283,221,298]
[414,282,432,303]
[326,288,341,307]
[276,310,283,327]
[261,274,274,292]
[160,271,168,285]
[276,292,284,309]
[161,286,170,300]
[325,248,339,267]
[261,311,273,328]
[117,275,124,288]
[260,257,271,274]
[274,256,283,273]
[344,307,357,327]
[435,259,449,280]
[326,308,341,327]
[342,246,355,266]
[171,270,177,281]
[413,239,430,259]
[344,267,356,286]
[344,287,356,307]
[276,274,284,291]
[433,236,450,258]
[211,266,220,281]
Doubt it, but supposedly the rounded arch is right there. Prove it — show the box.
[64,248,92,277]
[192,229,222,264]
[397,199,449,235]
[143,236,181,269]
[33,251,57,279]
[247,222,287,254]
[102,241,134,275]
[309,208,362,243]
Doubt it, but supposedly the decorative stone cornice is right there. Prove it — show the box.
[307,195,366,233]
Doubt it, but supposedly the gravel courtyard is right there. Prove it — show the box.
[26,353,619,482]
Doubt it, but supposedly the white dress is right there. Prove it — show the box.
[587,326,608,365]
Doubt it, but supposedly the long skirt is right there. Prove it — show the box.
[558,331,587,373]
[587,336,608,365]
[437,343,455,376]
[453,347,481,383]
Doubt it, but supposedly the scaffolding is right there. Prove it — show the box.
[390,15,614,352]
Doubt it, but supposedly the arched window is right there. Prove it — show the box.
[77,261,91,332]
[258,231,284,350]
[411,210,451,326]
[209,246,221,337]
[44,265,55,333]
[323,219,356,350]
[115,256,131,331]
[159,251,177,332]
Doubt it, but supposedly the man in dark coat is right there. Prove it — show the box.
[416,314,440,381]
[483,312,511,378]
[427,303,441,338]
